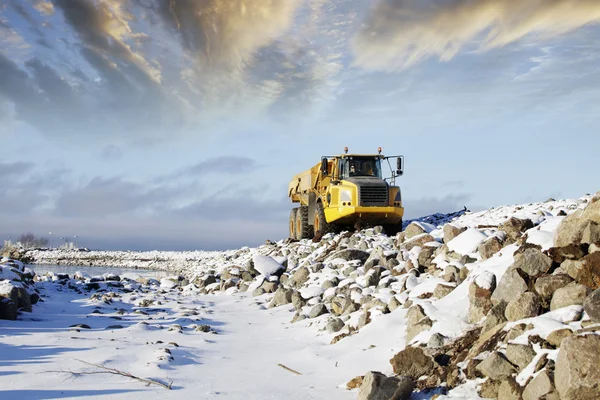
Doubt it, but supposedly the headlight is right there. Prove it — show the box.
[341,190,352,203]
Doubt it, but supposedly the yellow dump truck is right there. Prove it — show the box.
[288,148,404,239]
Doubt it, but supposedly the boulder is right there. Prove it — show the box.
[326,317,345,333]
[479,236,504,260]
[433,284,455,299]
[443,224,466,244]
[358,372,413,400]
[290,266,310,287]
[400,234,436,252]
[546,244,588,264]
[476,352,516,380]
[505,343,536,370]
[582,221,600,244]
[405,222,428,239]
[555,334,600,400]
[389,347,434,378]
[469,271,497,323]
[523,370,556,400]
[501,217,534,242]
[534,274,573,301]
[550,283,591,311]
[546,328,573,348]
[325,249,370,264]
[268,288,293,308]
[513,248,552,278]
[308,303,328,318]
[0,297,17,320]
[406,305,433,342]
[555,196,600,247]
[479,379,501,399]
[505,292,540,321]
[583,288,600,322]
[482,302,508,333]
[562,253,600,289]
[491,269,528,307]
[252,255,285,277]
[498,377,523,400]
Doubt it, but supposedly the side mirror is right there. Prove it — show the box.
[321,157,328,176]
[396,157,404,176]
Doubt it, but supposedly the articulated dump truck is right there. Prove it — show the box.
[288,147,404,240]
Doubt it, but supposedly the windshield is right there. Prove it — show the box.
[339,157,382,179]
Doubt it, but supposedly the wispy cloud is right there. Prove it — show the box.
[352,0,600,71]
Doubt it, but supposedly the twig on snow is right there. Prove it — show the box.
[46,359,173,390]
[277,363,302,375]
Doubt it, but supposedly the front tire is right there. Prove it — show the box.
[314,202,335,237]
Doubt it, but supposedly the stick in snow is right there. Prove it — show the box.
[277,363,302,375]
[47,359,173,390]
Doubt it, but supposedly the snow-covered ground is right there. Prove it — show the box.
[2,193,600,399]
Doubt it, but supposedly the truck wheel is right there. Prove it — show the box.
[295,206,313,240]
[289,208,298,239]
[383,219,403,236]
[314,202,335,236]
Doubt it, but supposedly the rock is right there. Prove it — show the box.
[501,218,534,242]
[391,376,415,400]
[291,290,305,310]
[547,245,588,264]
[513,248,552,278]
[401,234,435,252]
[482,302,508,333]
[443,224,466,244]
[523,370,555,400]
[358,372,409,400]
[325,249,370,264]
[388,296,401,312]
[584,288,600,322]
[268,288,293,308]
[505,292,540,321]
[582,221,600,245]
[259,281,278,294]
[357,311,371,329]
[405,222,428,239]
[498,377,523,400]
[433,284,455,299]
[443,265,460,283]
[326,317,345,333]
[476,352,516,380]
[534,274,573,301]
[555,334,600,400]
[506,324,528,342]
[546,328,573,347]
[563,253,600,289]
[252,255,285,277]
[479,236,504,260]
[308,303,328,318]
[428,333,445,348]
[290,266,310,287]
[417,246,436,269]
[406,305,433,342]
[491,269,528,307]
[389,347,434,378]
[347,375,364,390]
[0,298,17,320]
[555,197,600,247]
[469,271,497,323]
[252,287,266,297]
[479,379,502,399]
[550,283,591,311]
[505,343,537,370]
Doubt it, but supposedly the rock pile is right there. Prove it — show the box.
[0,258,40,320]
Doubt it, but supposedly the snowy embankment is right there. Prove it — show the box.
[2,193,600,399]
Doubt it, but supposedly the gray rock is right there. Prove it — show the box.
[388,296,401,312]
[443,224,466,244]
[358,311,371,329]
[498,377,523,400]
[482,301,508,333]
[433,283,455,299]
[325,249,370,264]
[0,298,17,320]
[405,222,428,239]
[358,372,405,400]
[550,283,591,311]
[563,253,600,290]
[291,290,305,310]
[427,333,445,348]
[308,303,328,318]
[491,269,528,307]
[268,288,293,308]
[389,347,434,378]
[476,352,517,380]
[501,217,534,242]
[555,334,600,400]
[391,376,415,400]
[505,343,537,370]
[505,292,540,321]
[513,248,552,278]
[479,379,502,399]
[469,272,497,323]
[546,328,573,347]
[523,370,556,400]
[534,274,574,301]
[252,287,266,297]
[479,236,504,260]
[400,234,436,252]
[582,221,600,245]
[326,317,345,333]
[290,266,310,287]
[443,265,460,283]
[584,288,600,323]
[406,305,433,342]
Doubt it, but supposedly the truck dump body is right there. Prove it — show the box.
[288,152,405,239]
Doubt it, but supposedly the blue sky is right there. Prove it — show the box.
[0,0,599,251]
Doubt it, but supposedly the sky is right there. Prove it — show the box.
[0,0,599,251]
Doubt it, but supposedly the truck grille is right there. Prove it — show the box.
[359,185,388,206]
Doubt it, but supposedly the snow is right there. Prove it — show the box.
[252,255,283,277]
[447,228,487,255]
[474,271,496,290]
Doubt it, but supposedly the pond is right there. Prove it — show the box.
[28,264,171,279]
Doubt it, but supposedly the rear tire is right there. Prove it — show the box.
[383,219,403,236]
[289,208,298,239]
[295,206,313,240]
[314,202,335,237]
